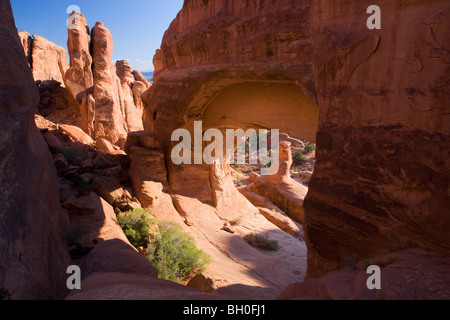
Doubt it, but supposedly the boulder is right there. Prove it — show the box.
[91,176,124,207]
[124,131,160,154]
[59,124,95,146]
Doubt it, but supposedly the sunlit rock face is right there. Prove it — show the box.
[142,0,318,214]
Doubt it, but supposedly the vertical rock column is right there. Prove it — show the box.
[91,22,128,149]
[65,12,95,136]
[116,60,144,133]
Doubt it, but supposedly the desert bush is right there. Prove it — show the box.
[244,233,279,251]
[117,209,157,248]
[230,217,242,226]
[147,222,211,283]
[305,143,316,153]
[293,151,307,165]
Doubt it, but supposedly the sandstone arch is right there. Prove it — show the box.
[144,0,450,290]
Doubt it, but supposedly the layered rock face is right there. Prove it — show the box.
[17,32,69,85]
[0,1,71,299]
[302,0,450,279]
[139,0,316,298]
[145,0,450,299]
[143,0,317,217]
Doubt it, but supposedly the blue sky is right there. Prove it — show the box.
[11,0,184,72]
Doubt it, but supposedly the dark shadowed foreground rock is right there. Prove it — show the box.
[278,249,450,300]
[0,0,71,299]
[303,0,450,278]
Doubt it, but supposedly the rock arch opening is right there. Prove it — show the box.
[142,77,320,298]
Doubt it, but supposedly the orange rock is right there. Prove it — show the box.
[59,124,95,146]
[30,35,69,85]
[91,22,128,148]
[65,13,94,103]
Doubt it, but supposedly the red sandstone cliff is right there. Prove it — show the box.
[0,0,71,299]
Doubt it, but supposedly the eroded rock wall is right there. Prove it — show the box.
[303,0,450,278]
[145,0,450,286]
[0,0,71,299]
[143,0,317,208]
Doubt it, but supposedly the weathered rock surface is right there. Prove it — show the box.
[30,35,69,85]
[278,249,450,300]
[303,0,450,278]
[142,0,450,300]
[59,123,95,146]
[115,60,135,85]
[91,22,129,148]
[245,141,307,224]
[0,1,71,299]
[65,12,94,103]
[66,272,225,300]
[18,30,32,67]
[132,70,151,88]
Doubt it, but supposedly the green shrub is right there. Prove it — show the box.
[117,209,157,248]
[244,233,279,251]
[293,151,307,165]
[147,222,210,283]
[305,143,316,153]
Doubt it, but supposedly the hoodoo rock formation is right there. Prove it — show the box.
[18,14,146,151]
[91,22,129,148]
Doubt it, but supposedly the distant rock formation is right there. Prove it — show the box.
[65,13,94,103]
[90,22,129,149]
[18,14,146,150]
[17,31,68,85]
